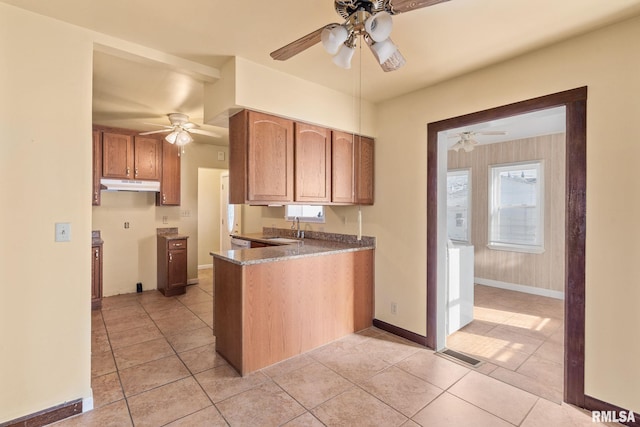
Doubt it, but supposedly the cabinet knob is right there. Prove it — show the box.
[174,243,182,247]
[126,167,130,176]
[95,249,99,259]
[169,253,173,262]
[162,194,166,202]
[135,168,138,176]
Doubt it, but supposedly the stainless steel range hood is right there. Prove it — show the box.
[100,178,160,192]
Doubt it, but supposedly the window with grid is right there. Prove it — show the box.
[488,161,544,253]
[447,169,471,242]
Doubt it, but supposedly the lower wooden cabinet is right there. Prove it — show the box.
[157,236,188,296]
[91,240,103,310]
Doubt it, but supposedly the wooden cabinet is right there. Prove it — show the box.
[356,135,375,204]
[331,132,374,205]
[331,130,356,204]
[133,136,162,180]
[91,241,103,310]
[230,110,294,204]
[215,249,374,375]
[101,131,161,181]
[295,122,332,203]
[156,139,181,206]
[229,109,373,205]
[157,236,188,296]
[102,132,134,179]
[92,130,102,206]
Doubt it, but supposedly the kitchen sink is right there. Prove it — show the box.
[264,237,301,244]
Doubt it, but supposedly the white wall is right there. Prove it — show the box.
[373,15,640,412]
[0,4,93,421]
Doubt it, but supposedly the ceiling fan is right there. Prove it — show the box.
[139,113,220,146]
[449,130,507,152]
[270,0,450,71]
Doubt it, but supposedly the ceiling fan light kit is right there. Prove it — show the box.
[138,113,219,145]
[270,0,449,72]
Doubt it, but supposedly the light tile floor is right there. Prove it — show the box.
[447,285,565,403]
[50,271,608,426]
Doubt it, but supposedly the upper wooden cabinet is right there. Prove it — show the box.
[331,130,356,204]
[229,109,373,206]
[356,135,374,205]
[295,122,332,203]
[331,132,375,205]
[102,132,134,179]
[101,132,161,181]
[133,136,162,180]
[156,139,181,206]
[230,110,294,204]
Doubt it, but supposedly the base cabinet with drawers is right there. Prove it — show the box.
[157,235,188,296]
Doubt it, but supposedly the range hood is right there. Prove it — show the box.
[100,178,160,192]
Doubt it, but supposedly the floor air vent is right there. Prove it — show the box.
[440,349,482,367]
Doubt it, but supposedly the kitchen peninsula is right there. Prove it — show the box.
[211,229,375,375]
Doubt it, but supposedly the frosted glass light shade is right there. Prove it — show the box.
[332,44,355,69]
[365,11,393,43]
[165,131,179,144]
[321,25,349,55]
[371,38,398,64]
[175,130,193,146]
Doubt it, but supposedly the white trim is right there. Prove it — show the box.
[187,278,199,285]
[198,264,213,270]
[83,396,94,413]
[475,277,564,300]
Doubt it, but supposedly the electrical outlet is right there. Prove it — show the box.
[162,216,168,224]
[391,302,397,315]
[124,222,130,229]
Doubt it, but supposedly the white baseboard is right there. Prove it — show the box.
[83,396,94,413]
[187,278,199,285]
[475,277,565,300]
[198,264,213,270]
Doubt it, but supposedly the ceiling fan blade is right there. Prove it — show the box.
[182,122,200,129]
[139,129,171,136]
[476,131,507,135]
[388,0,450,14]
[188,128,221,138]
[270,24,339,61]
[142,123,173,129]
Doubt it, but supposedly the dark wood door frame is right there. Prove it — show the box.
[426,87,587,407]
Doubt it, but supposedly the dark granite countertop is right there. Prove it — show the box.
[157,227,189,240]
[92,230,103,246]
[210,229,375,266]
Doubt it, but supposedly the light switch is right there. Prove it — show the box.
[55,223,71,242]
[217,151,225,161]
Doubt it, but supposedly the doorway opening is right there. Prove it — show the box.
[426,87,587,407]
[441,107,566,402]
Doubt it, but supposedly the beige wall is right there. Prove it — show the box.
[92,143,228,296]
[374,16,640,412]
[198,168,225,266]
[448,134,566,293]
[0,4,93,422]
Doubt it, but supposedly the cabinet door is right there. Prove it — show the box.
[102,132,134,179]
[331,131,355,204]
[92,130,102,206]
[247,111,294,203]
[356,136,374,205]
[134,136,161,180]
[157,140,181,206]
[167,248,187,289]
[295,123,332,203]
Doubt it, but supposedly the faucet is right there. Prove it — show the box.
[294,217,302,238]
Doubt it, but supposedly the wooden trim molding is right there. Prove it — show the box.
[584,395,640,427]
[3,399,82,427]
[373,318,427,347]
[426,87,588,406]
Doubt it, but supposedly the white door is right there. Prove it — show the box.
[220,173,241,251]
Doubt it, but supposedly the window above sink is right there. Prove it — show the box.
[285,205,325,223]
